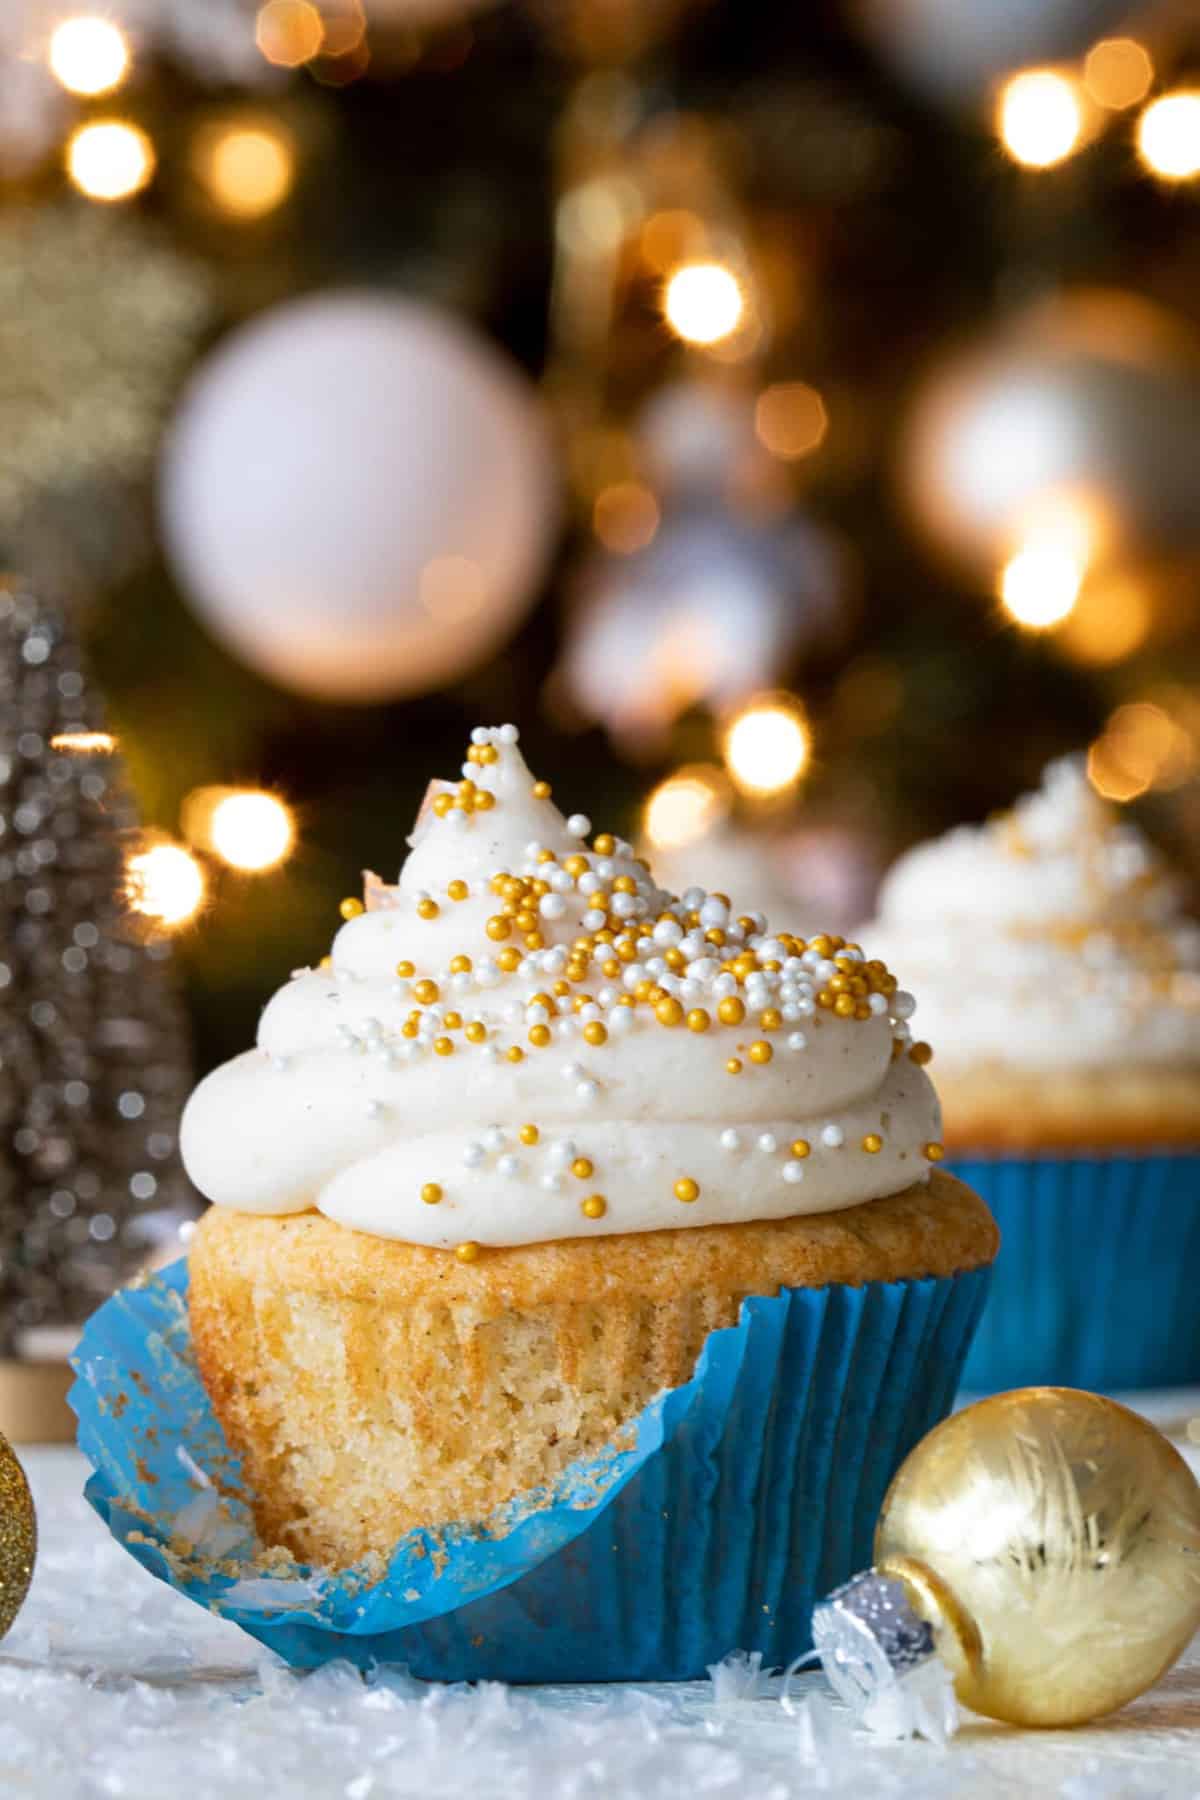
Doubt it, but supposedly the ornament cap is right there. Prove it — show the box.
[811,1569,937,1712]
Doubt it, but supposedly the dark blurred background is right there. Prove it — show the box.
[3,0,1200,1081]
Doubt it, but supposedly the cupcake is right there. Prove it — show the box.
[862,755,1200,1392]
[177,725,996,1678]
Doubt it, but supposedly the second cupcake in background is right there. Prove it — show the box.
[862,755,1200,1393]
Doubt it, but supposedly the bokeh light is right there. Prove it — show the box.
[723,698,811,797]
[1087,702,1196,802]
[256,0,324,68]
[999,505,1092,630]
[663,262,745,346]
[755,382,828,460]
[48,16,130,96]
[126,842,205,926]
[643,766,729,851]
[593,481,660,554]
[418,556,486,623]
[210,791,294,872]
[194,121,296,219]
[49,730,117,753]
[66,120,155,202]
[997,70,1083,168]
[1137,92,1200,182]
[1055,575,1152,666]
[1083,39,1153,111]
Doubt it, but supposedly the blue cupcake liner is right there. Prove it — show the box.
[955,1150,1200,1394]
[70,1256,989,1682]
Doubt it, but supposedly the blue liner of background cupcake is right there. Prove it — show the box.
[956,1150,1200,1395]
[70,1256,989,1683]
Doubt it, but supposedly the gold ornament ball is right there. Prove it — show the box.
[875,1387,1200,1726]
[0,1433,35,1640]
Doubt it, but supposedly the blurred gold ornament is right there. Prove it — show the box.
[193,118,296,219]
[0,1433,35,1641]
[875,1388,1200,1726]
[997,70,1083,169]
[1083,38,1152,112]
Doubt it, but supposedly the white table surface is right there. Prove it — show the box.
[3,1429,1199,1800]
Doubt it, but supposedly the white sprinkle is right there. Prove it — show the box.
[539,893,567,920]
[497,1154,520,1178]
[526,1003,550,1026]
[483,1044,502,1063]
[576,1079,600,1103]
[868,992,888,1015]
[542,946,568,973]
[463,1142,486,1168]
[892,990,917,1020]
[678,979,702,1006]
[652,919,683,946]
[787,1032,808,1051]
[782,1161,805,1184]
[623,964,644,990]
[719,1129,741,1152]
[583,909,607,933]
[596,985,618,1009]
[578,871,602,896]
[566,813,591,838]
[549,1139,577,1168]
[893,1022,912,1046]
[611,892,638,918]
[713,973,739,999]
[795,995,816,1017]
[549,868,573,894]
[700,899,728,927]
[682,886,705,910]
[821,1124,845,1148]
[815,958,838,983]
[498,723,519,744]
[636,936,655,956]
[757,1133,778,1155]
[451,971,475,995]
[471,727,490,745]
[449,807,469,829]
[563,1062,583,1081]
[483,1126,506,1152]
[593,858,614,880]
[757,939,785,965]
[366,1100,384,1119]
[541,1172,564,1192]
[688,957,718,983]
[476,958,501,987]
[607,1006,634,1035]
[271,1055,290,1072]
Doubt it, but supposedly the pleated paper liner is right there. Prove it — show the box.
[70,1257,989,1682]
[955,1151,1200,1394]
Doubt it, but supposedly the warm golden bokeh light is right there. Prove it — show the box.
[1084,39,1153,111]
[1056,575,1152,666]
[755,382,828,460]
[1088,702,1197,802]
[66,120,155,201]
[48,16,130,96]
[999,543,1083,628]
[50,730,117,753]
[663,262,745,346]
[209,791,294,872]
[724,698,811,797]
[639,209,708,275]
[256,0,324,68]
[643,766,729,851]
[593,481,660,554]
[997,70,1083,168]
[418,556,486,623]
[195,121,296,219]
[126,842,205,926]
[1137,92,1200,181]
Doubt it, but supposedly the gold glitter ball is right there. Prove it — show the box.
[0,1435,35,1641]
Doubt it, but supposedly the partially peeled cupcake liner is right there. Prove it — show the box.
[70,1257,990,1682]
[954,1150,1200,1394]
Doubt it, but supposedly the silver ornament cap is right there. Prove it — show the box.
[811,1570,936,1712]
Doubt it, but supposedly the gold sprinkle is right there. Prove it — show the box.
[717,996,745,1026]
[674,1177,700,1203]
[497,948,522,973]
[455,1241,481,1263]
[443,1011,463,1030]
[862,1133,883,1153]
[686,1008,711,1033]
[339,897,364,920]
[571,1157,594,1179]
[582,1021,608,1047]
[833,994,856,1018]
[532,780,552,800]
[465,1022,487,1044]
[519,1123,539,1145]
[421,1183,442,1205]
[655,997,684,1027]
[506,1045,525,1063]
[416,898,440,920]
[395,960,414,978]
[726,1057,743,1075]
[529,1024,551,1048]
[924,1141,945,1162]
[434,1037,454,1057]
[790,1139,810,1159]
[432,793,453,817]
[593,833,616,856]
[486,915,511,941]
[748,1041,773,1064]
[910,1041,934,1066]
[449,954,472,974]
[413,978,440,1005]
[447,880,469,903]
[759,1008,782,1031]
[319,955,332,970]
[474,790,495,812]
[581,1194,607,1219]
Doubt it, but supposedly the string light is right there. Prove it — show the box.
[755,382,828,459]
[49,731,116,753]
[997,70,1083,168]
[998,505,1092,630]
[1137,92,1200,182]
[209,792,294,872]
[48,17,130,95]
[126,842,205,927]
[663,262,745,346]
[256,0,324,68]
[723,698,811,798]
[593,482,660,554]
[194,120,296,219]
[1083,39,1153,111]
[643,766,729,851]
[66,121,155,202]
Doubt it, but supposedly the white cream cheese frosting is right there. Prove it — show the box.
[862,756,1200,1075]
[181,725,941,1252]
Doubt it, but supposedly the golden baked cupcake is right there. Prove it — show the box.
[862,754,1200,1391]
[179,724,996,1678]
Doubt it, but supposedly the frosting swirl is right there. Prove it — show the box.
[862,756,1200,1074]
[181,726,940,1250]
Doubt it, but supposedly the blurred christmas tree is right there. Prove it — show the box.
[0,0,1194,1078]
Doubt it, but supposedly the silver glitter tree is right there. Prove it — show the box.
[0,576,196,1353]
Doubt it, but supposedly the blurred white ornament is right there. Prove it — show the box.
[160,291,558,702]
[639,381,762,497]
[855,0,1133,101]
[902,291,1200,578]
[646,812,880,937]
[561,508,841,750]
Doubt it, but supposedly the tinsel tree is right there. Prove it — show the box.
[0,576,195,1353]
